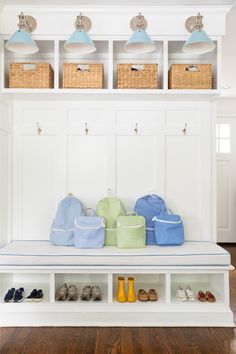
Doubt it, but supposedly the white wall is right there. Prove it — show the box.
[0,99,11,245]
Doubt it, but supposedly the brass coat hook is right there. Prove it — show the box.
[134,122,138,135]
[182,123,187,135]
[85,122,89,135]
[37,122,42,135]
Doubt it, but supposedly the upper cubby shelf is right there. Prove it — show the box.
[1,37,221,98]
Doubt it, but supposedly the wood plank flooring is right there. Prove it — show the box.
[1,244,236,354]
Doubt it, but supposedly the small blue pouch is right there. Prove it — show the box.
[74,209,105,249]
[152,213,184,246]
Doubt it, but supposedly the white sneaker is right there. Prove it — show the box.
[185,286,196,302]
[176,287,187,301]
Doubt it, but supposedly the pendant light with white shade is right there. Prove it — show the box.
[5,12,39,54]
[124,13,156,54]
[183,13,215,55]
[64,14,96,54]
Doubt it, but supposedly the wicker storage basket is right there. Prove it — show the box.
[9,62,54,88]
[168,64,212,89]
[63,63,103,89]
[117,64,158,89]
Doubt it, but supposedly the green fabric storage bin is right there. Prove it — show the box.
[116,215,146,249]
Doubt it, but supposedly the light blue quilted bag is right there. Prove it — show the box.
[50,196,83,246]
[74,209,105,249]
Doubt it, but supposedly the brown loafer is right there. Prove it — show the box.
[198,291,207,302]
[148,289,158,301]
[138,289,148,302]
[206,291,216,302]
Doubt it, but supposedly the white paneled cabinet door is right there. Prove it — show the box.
[164,109,211,241]
[116,110,163,211]
[16,109,67,240]
[22,136,66,240]
[67,110,114,209]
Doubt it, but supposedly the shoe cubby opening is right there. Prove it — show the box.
[113,40,164,90]
[112,273,166,304]
[59,40,109,89]
[0,273,50,303]
[168,40,218,90]
[3,40,55,89]
[54,273,108,303]
[170,273,225,304]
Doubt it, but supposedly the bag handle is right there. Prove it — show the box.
[84,208,96,216]
[107,188,115,197]
[126,211,137,216]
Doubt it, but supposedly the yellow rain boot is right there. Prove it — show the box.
[127,277,136,303]
[116,276,127,303]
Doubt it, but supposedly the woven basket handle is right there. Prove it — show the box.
[185,65,199,72]
[131,64,145,71]
[77,64,90,72]
[23,63,36,71]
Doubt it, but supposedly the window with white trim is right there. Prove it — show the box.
[216,124,231,153]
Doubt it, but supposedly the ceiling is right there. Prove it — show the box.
[0,0,235,6]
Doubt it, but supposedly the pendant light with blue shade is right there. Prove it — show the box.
[183,13,215,55]
[5,12,39,54]
[64,14,96,54]
[125,13,156,54]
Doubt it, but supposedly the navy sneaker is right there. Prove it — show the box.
[26,289,43,302]
[26,289,37,302]
[34,289,43,302]
[4,288,15,302]
[13,287,25,303]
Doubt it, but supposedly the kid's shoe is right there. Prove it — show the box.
[26,289,38,302]
[176,287,187,301]
[185,286,196,302]
[81,285,92,301]
[13,288,25,303]
[4,288,15,303]
[91,286,102,301]
[67,285,78,301]
[55,284,68,301]
[26,289,44,302]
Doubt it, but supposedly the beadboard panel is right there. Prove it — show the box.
[0,101,11,244]
[12,101,213,242]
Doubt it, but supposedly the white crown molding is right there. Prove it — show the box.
[1,4,232,15]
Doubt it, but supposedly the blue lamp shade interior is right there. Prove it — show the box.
[125,29,156,54]
[5,29,39,54]
[64,29,96,54]
[183,29,216,55]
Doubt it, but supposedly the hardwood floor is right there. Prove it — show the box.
[1,244,236,354]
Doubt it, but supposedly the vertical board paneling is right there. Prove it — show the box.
[67,136,109,209]
[165,136,202,241]
[22,136,66,240]
[116,136,158,211]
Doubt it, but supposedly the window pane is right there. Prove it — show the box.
[219,139,230,153]
[219,124,230,138]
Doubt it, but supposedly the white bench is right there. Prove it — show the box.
[0,241,233,327]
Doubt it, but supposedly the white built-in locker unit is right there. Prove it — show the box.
[0,3,234,326]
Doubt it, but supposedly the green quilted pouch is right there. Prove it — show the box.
[116,214,146,249]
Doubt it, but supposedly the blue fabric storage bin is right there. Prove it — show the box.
[74,216,105,248]
[153,214,184,246]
